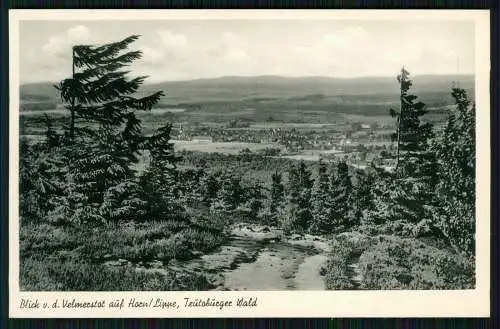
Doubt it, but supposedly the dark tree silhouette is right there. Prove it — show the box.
[390,67,434,174]
[434,88,475,255]
[51,35,165,224]
[55,35,163,144]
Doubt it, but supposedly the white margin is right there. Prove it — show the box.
[8,9,491,318]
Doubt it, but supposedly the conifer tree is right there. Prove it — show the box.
[287,163,301,206]
[243,181,265,220]
[367,163,400,226]
[329,160,354,230]
[229,174,244,209]
[373,68,440,230]
[296,161,314,230]
[200,172,220,207]
[139,124,183,220]
[210,174,235,215]
[389,67,435,177]
[353,168,375,224]
[311,159,332,233]
[283,162,313,232]
[269,171,285,224]
[283,162,301,232]
[434,88,475,255]
[53,35,165,223]
[55,35,163,144]
[43,114,59,152]
[19,140,59,221]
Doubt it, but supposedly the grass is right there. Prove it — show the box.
[20,257,212,291]
[358,235,474,290]
[324,231,371,290]
[19,219,228,291]
[323,231,475,290]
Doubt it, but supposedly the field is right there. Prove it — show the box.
[173,140,283,154]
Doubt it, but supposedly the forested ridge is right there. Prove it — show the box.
[19,36,476,291]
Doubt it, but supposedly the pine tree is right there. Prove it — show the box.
[353,168,375,224]
[55,35,163,144]
[298,160,314,190]
[53,35,165,224]
[178,168,205,207]
[43,114,60,152]
[372,68,440,232]
[311,159,331,233]
[243,181,266,220]
[210,174,235,215]
[269,171,285,225]
[19,138,68,223]
[287,163,301,206]
[390,67,435,177]
[366,163,399,226]
[139,124,183,221]
[329,160,354,231]
[229,174,244,209]
[200,172,220,207]
[283,162,312,233]
[296,161,314,230]
[283,163,300,232]
[145,124,179,171]
[434,88,475,255]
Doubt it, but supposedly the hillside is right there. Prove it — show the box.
[20,74,474,105]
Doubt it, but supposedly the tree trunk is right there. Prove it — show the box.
[395,84,404,174]
[395,116,401,172]
[69,47,76,142]
[70,109,75,141]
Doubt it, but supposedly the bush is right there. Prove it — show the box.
[324,239,355,290]
[20,257,212,291]
[19,218,229,291]
[358,235,475,289]
[323,232,474,290]
[324,232,371,290]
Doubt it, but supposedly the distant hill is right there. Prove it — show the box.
[20,74,474,111]
[144,74,474,103]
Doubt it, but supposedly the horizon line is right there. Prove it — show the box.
[20,73,476,85]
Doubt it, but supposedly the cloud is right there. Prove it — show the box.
[157,29,187,49]
[33,25,96,81]
[41,37,68,57]
[216,32,249,61]
[322,26,369,50]
[221,49,250,63]
[67,25,91,43]
[137,30,252,76]
[138,29,190,66]
[281,26,374,76]
[21,21,474,83]
[139,46,164,65]
[41,25,92,58]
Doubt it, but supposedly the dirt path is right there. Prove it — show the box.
[214,224,331,291]
[123,223,333,291]
[222,242,320,290]
[294,254,329,290]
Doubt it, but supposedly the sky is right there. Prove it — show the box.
[18,19,475,83]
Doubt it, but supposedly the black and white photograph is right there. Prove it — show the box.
[9,10,490,318]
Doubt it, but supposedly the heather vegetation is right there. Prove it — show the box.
[19,36,476,290]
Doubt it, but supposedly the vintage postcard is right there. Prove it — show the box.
[9,9,490,318]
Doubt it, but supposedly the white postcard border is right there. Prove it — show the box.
[8,9,491,318]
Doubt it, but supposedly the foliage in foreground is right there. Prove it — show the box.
[21,257,211,291]
[358,235,475,289]
[19,219,226,291]
[324,232,475,290]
